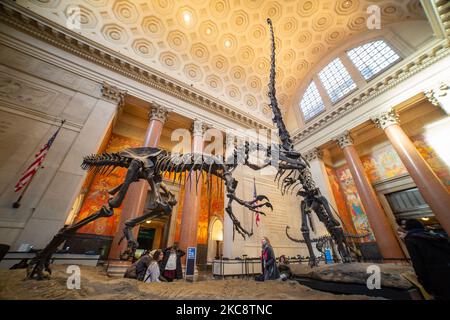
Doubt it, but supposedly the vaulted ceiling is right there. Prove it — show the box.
[19,0,426,124]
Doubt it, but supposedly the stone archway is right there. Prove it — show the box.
[207,217,223,264]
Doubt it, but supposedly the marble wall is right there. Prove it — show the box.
[223,166,307,259]
[0,43,118,249]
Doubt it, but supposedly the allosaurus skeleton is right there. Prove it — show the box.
[26,18,364,279]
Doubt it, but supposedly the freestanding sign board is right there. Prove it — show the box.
[185,247,196,278]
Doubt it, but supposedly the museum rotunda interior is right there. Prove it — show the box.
[0,0,449,300]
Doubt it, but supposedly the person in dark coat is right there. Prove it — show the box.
[159,245,185,282]
[260,236,280,281]
[124,250,151,281]
[398,219,450,300]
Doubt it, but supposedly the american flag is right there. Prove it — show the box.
[14,122,64,192]
[253,178,261,227]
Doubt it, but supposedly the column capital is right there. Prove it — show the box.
[304,148,323,162]
[101,82,127,106]
[425,82,450,114]
[334,131,354,149]
[191,119,207,137]
[371,109,399,130]
[148,102,169,123]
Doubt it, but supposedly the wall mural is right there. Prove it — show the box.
[330,166,375,241]
[73,134,143,236]
[326,134,450,241]
[174,175,224,245]
[412,134,450,191]
[325,166,358,236]
[360,144,408,183]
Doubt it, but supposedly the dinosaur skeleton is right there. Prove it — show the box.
[27,18,359,279]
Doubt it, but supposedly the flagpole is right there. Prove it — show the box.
[12,119,65,209]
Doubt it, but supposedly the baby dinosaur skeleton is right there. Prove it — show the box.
[27,18,362,279]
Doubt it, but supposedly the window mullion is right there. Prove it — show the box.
[312,74,333,110]
[340,52,366,88]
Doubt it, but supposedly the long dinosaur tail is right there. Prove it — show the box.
[81,152,131,175]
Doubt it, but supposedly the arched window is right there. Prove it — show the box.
[300,81,325,121]
[347,40,400,80]
[318,58,357,103]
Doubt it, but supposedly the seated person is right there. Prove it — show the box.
[144,250,163,283]
[278,255,293,281]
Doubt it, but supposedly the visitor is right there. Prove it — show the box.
[278,255,292,281]
[124,250,151,281]
[160,245,185,282]
[144,250,163,283]
[398,219,450,300]
[258,236,280,281]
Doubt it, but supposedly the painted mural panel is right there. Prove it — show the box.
[360,145,408,183]
[412,134,450,191]
[333,166,375,241]
[325,166,357,235]
[74,134,143,236]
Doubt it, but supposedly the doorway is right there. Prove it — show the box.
[385,187,442,231]
[137,227,155,254]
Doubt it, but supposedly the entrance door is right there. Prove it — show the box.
[385,187,442,231]
[137,227,155,253]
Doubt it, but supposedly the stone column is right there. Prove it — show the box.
[334,131,405,260]
[372,109,450,235]
[178,119,206,262]
[108,103,168,261]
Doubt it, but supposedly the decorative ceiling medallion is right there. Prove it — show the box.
[325,28,346,45]
[248,76,262,93]
[248,24,266,45]
[101,23,128,44]
[141,15,165,38]
[211,54,229,74]
[312,12,334,32]
[206,74,223,91]
[64,4,97,29]
[167,30,189,52]
[254,57,269,75]
[132,38,156,58]
[263,2,282,23]
[297,31,313,47]
[183,63,203,82]
[159,51,180,70]
[226,85,241,102]
[237,45,255,65]
[230,10,249,32]
[335,0,360,15]
[151,0,175,15]
[113,0,138,24]
[347,14,367,30]
[243,0,265,10]
[297,0,320,17]
[244,94,257,110]
[209,0,230,19]
[230,66,246,84]
[280,16,298,35]
[199,20,218,42]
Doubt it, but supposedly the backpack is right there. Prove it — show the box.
[123,263,137,279]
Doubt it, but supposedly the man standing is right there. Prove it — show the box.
[160,245,185,282]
